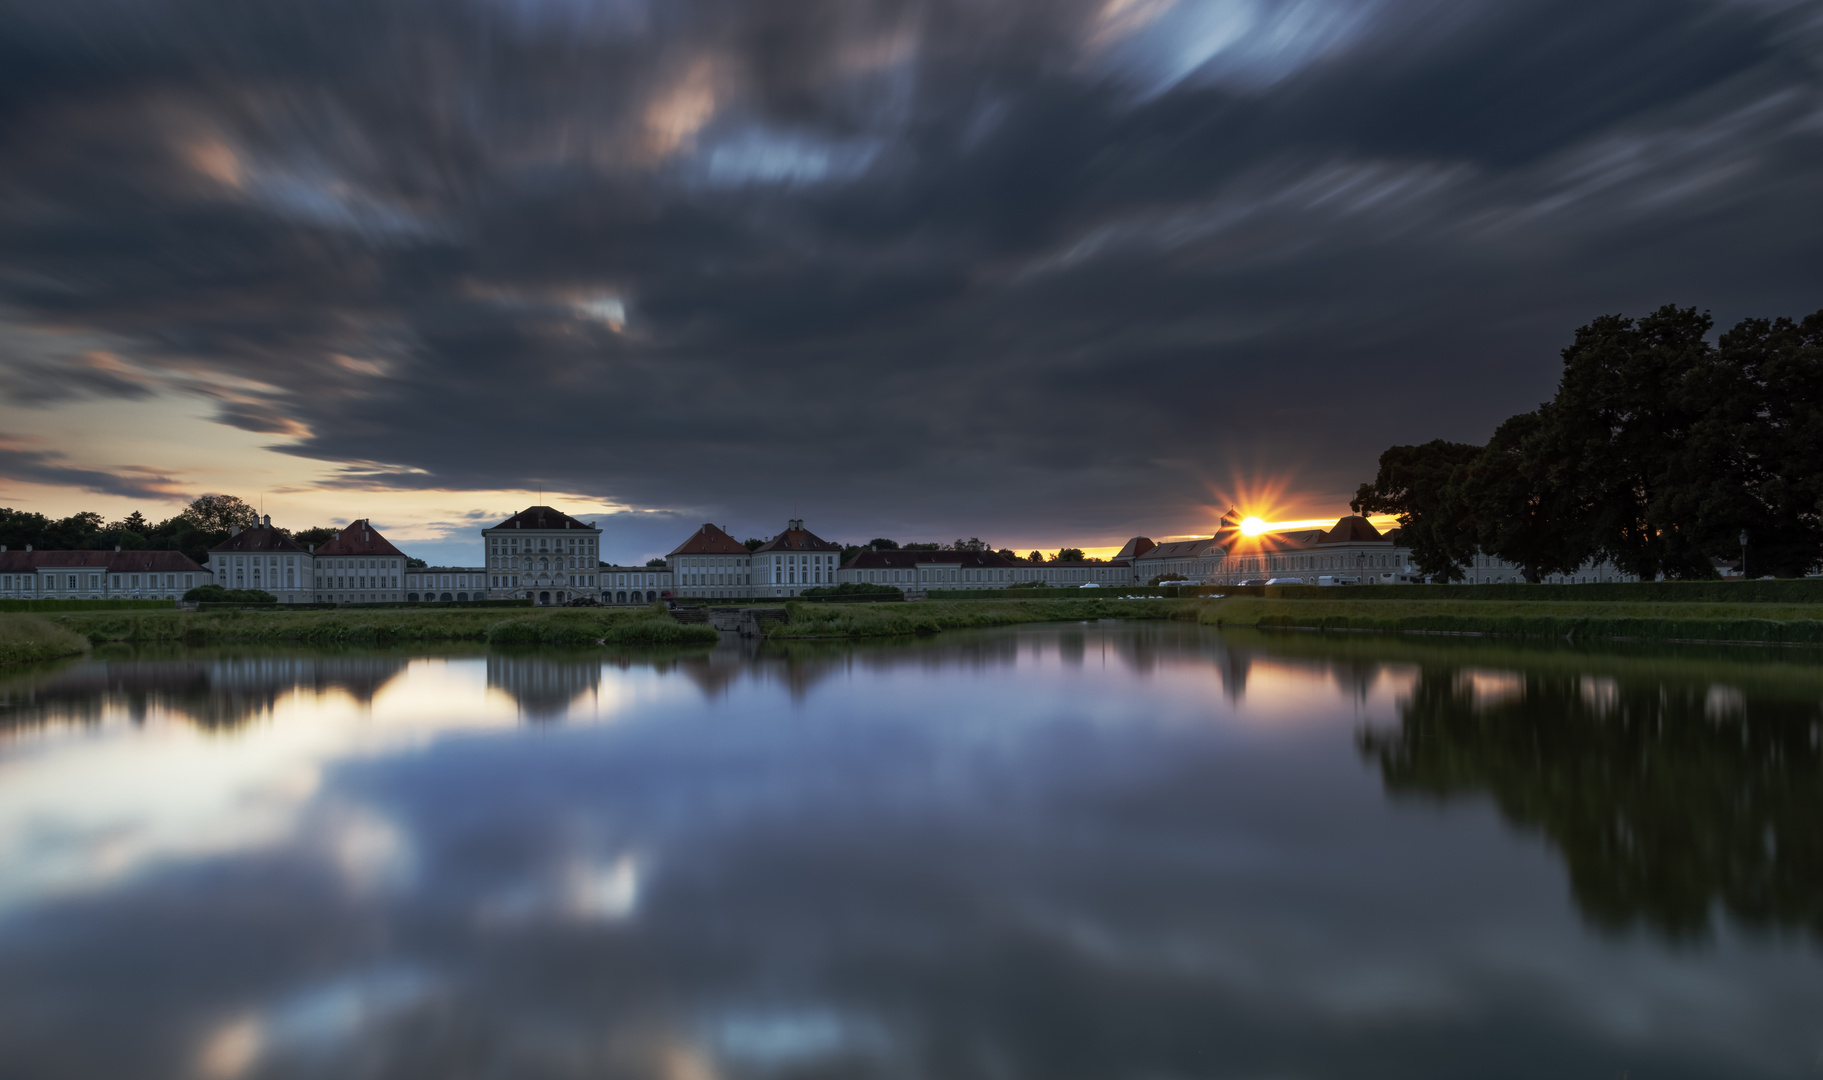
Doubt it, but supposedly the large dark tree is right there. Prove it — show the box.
[1466,409,1592,582]
[1542,306,1719,580]
[1351,440,1482,580]
[1358,306,1823,580]
[1707,313,1823,577]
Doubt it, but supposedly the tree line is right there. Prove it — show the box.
[1353,305,1823,581]
[0,495,349,565]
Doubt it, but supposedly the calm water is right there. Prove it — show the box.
[0,624,1818,1079]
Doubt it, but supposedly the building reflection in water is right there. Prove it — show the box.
[486,651,605,720]
[0,650,415,732]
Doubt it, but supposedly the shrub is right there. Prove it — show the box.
[798,581,904,600]
[183,584,276,604]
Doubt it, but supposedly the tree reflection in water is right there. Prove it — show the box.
[1359,661,1823,941]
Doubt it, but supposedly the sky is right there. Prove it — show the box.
[1,0,1820,566]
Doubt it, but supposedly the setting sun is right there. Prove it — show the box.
[1240,516,1267,536]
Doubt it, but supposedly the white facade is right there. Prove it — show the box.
[0,548,209,601]
[666,523,754,601]
[310,553,403,602]
[599,566,673,604]
[482,506,604,605]
[670,550,753,599]
[407,567,488,601]
[206,517,315,602]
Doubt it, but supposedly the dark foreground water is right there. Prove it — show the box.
[0,624,1818,1080]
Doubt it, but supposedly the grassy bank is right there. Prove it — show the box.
[769,598,1198,638]
[0,614,92,665]
[1199,597,1823,645]
[771,595,1823,645]
[50,606,718,648]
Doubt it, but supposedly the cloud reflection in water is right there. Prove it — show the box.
[0,627,1817,1079]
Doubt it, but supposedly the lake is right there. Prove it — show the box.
[0,623,1818,1079]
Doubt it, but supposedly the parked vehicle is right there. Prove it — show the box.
[1264,577,1304,585]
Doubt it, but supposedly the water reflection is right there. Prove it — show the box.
[1360,653,1823,942]
[0,649,416,731]
[0,626,1817,1080]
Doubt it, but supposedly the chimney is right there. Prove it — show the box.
[25,544,31,552]
[308,544,315,553]
[230,525,241,537]
[115,544,121,552]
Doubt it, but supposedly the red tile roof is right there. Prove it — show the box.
[1318,515,1387,544]
[1135,537,1222,561]
[668,523,749,556]
[749,520,842,554]
[210,524,308,554]
[0,550,208,573]
[1114,536,1156,559]
[487,506,598,532]
[841,550,1017,570]
[312,519,407,557]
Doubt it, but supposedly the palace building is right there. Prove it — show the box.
[0,546,210,601]
[482,505,603,605]
[207,515,314,602]
[749,520,843,598]
[666,523,754,600]
[310,519,408,603]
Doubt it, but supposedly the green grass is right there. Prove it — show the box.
[42,595,1823,650]
[50,605,718,648]
[1199,596,1823,644]
[768,598,1198,638]
[772,595,1823,645]
[0,613,92,665]
[0,598,176,612]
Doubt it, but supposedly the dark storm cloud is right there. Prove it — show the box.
[1,0,1820,540]
[0,445,176,499]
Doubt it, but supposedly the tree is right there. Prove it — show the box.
[867,538,899,551]
[1351,440,1481,581]
[1026,550,1043,564]
[43,511,105,550]
[645,558,667,568]
[0,508,52,549]
[406,557,428,568]
[291,526,338,549]
[1466,410,1591,582]
[1051,548,1085,563]
[743,538,764,551]
[1708,312,1823,577]
[903,542,939,551]
[1540,306,1719,580]
[996,549,1017,561]
[181,494,258,534]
